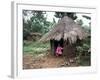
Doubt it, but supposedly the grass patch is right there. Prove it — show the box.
[23,40,50,56]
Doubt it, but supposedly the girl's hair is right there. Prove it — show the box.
[58,44,60,46]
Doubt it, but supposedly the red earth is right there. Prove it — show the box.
[23,53,79,69]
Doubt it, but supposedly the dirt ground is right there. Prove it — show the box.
[23,53,79,69]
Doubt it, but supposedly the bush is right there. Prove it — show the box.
[75,36,91,66]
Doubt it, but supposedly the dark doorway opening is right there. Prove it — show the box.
[50,38,64,55]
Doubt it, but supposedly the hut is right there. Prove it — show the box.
[40,16,87,58]
[30,32,42,41]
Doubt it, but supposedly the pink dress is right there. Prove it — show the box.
[56,46,63,56]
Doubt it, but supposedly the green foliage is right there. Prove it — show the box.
[31,11,55,34]
[23,19,32,39]
[76,36,90,54]
[75,36,91,66]
[23,41,50,56]
[76,19,83,26]
[30,11,46,33]
[23,10,55,40]
[54,12,77,20]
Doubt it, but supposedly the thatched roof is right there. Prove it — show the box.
[40,16,88,44]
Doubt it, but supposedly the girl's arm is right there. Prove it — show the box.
[61,47,63,49]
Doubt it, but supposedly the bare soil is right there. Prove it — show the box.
[23,53,78,69]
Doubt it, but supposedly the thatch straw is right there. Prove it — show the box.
[40,16,88,44]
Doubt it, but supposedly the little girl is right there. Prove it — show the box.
[56,45,63,56]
